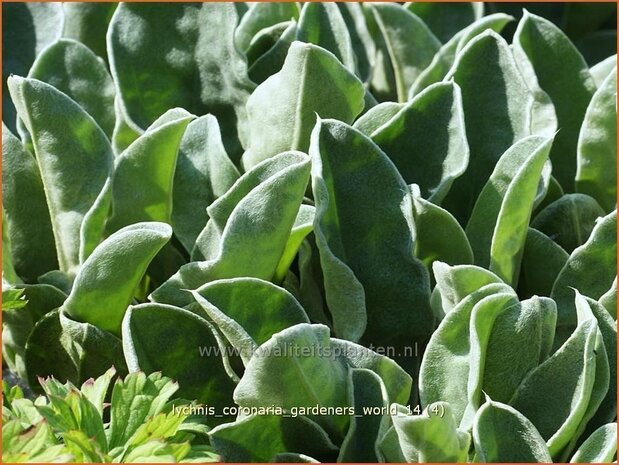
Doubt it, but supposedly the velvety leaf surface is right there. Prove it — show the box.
[590,54,616,87]
[297,3,356,72]
[2,124,57,282]
[336,3,375,84]
[107,109,193,233]
[576,69,617,211]
[338,369,387,463]
[419,284,515,424]
[122,303,236,416]
[431,262,505,317]
[465,135,553,285]
[235,3,300,52]
[473,399,552,462]
[411,186,473,269]
[479,297,557,405]
[247,21,297,85]
[209,415,337,463]
[62,2,117,61]
[510,317,600,456]
[391,402,470,462]
[28,39,116,137]
[370,82,469,203]
[514,11,596,191]
[330,338,412,406]
[406,2,483,43]
[310,118,432,350]
[233,324,351,439]
[108,3,254,160]
[441,31,534,224]
[152,152,310,307]
[171,115,240,252]
[570,423,617,463]
[2,2,63,132]
[409,13,513,97]
[531,193,606,253]
[352,102,404,136]
[518,228,569,298]
[2,284,67,379]
[8,76,114,275]
[62,222,172,335]
[194,277,309,349]
[25,310,126,390]
[241,41,365,170]
[368,3,441,102]
[551,210,617,329]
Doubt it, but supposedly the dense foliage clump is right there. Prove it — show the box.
[2,2,617,463]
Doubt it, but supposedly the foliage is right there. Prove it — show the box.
[2,2,617,463]
[1,368,218,462]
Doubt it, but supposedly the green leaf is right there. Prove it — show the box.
[2,3,63,133]
[172,120,239,253]
[8,76,114,275]
[62,2,117,61]
[465,135,553,285]
[248,21,298,85]
[368,3,441,102]
[107,109,194,233]
[194,277,309,350]
[377,426,405,462]
[330,338,412,406]
[297,3,355,72]
[234,324,351,439]
[473,398,552,462]
[122,304,236,424]
[209,415,337,463]
[353,102,404,136]
[531,193,606,253]
[576,69,617,212]
[241,41,365,170]
[431,261,506,318]
[108,3,254,160]
[79,366,116,417]
[3,284,67,379]
[551,210,617,331]
[235,2,300,52]
[411,186,473,269]
[419,284,515,424]
[370,82,469,203]
[391,402,470,462]
[476,296,557,406]
[310,118,432,351]
[409,13,513,97]
[510,316,601,457]
[441,31,535,224]
[513,10,596,191]
[25,310,126,390]
[574,294,617,432]
[152,152,310,307]
[599,279,617,317]
[2,124,57,282]
[518,228,569,298]
[108,371,179,449]
[570,423,617,463]
[28,38,116,137]
[62,222,171,335]
[406,2,483,43]
[558,293,612,460]
[590,54,616,87]
[336,3,375,84]
[338,369,388,463]
[275,204,315,282]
